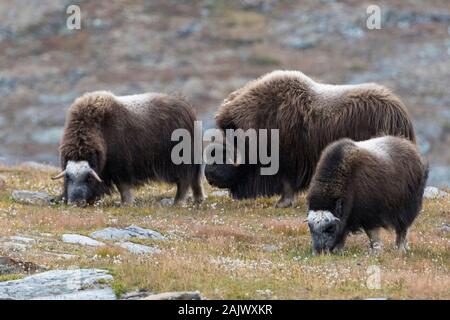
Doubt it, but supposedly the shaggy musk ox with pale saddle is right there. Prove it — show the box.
[307,136,428,254]
[204,70,416,208]
[52,91,204,206]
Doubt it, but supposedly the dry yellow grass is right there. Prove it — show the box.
[0,165,448,299]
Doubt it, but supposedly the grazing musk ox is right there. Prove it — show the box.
[306,136,428,254]
[52,91,204,206]
[204,70,415,207]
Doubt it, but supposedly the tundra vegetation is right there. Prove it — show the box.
[0,163,448,299]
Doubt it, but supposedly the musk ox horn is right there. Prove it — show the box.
[89,169,103,183]
[51,171,66,180]
[231,148,242,167]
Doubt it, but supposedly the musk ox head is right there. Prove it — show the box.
[204,141,246,190]
[52,160,103,207]
[307,199,343,254]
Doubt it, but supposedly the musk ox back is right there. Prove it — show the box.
[204,70,415,208]
[53,91,204,206]
[306,136,428,254]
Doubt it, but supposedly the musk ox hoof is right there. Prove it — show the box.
[120,200,135,207]
[193,196,205,204]
[275,199,293,208]
[396,243,410,254]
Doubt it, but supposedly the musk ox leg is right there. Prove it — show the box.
[332,233,348,254]
[117,183,134,205]
[275,179,295,208]
[395,229,409,253]
[191,175,205,204]
[174,180,189,205]
[366,228,383,253]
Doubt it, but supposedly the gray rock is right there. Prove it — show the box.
[159,198,174,207]
[90,227,134,241]
[423,186,448,199]
[9,236,36,244]
[117,242,161,255]
[141,291,203,300]
[12,190,52,205]
[91,225,165,241]
[34,287,116,300]
[61,234,105,247]
[125,225,166,240]
[211,190,229,197]
[0,269,114,300]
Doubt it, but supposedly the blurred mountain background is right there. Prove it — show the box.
[0,0,449,186]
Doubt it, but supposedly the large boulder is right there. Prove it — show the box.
[91,225,166,241]
[12,190,52,205]
[0,269,115,300]
[61,234,105,247]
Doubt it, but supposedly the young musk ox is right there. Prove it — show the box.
[52,91,204,206]
[204,70,416,208]
[306,136,428,254]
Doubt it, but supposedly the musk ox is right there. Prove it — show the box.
[52,91,204,206]
[204,70,415,208]
[306,136,428,254]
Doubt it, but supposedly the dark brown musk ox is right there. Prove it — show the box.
[204,70,416,208]
[306,136,428,254]
[52,91,204,206]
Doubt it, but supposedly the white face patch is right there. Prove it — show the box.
[354,137,390,160]
[307,210,337,226]
[66,160,92,178]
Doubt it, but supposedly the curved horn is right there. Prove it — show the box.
[89,169,103,183]
[51,170,66,180]
[224,141,242,167]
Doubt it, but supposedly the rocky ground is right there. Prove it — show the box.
[0,163,448,299]
[0,0,449,186]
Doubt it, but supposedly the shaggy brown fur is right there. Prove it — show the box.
[307,136,428,253]
[58,91,204,205]
[211,70,416,207]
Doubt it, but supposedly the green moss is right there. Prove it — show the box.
[110,280,130,298]
[0,274,24,282]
